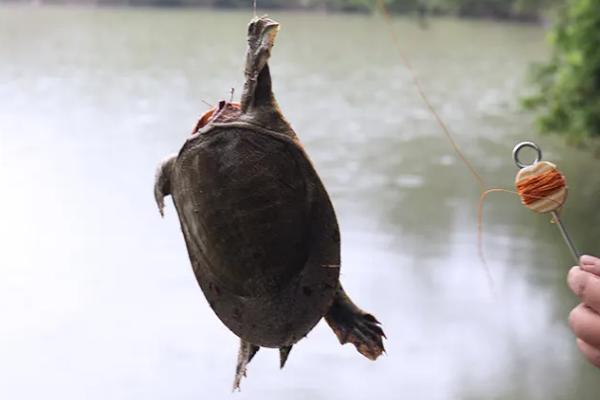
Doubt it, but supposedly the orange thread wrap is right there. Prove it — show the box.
[516,168,566,206]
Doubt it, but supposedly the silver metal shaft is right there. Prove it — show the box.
[551,210,579,263]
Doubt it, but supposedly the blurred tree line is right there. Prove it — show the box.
[55,0,563,21]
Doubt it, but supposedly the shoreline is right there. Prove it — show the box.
[0,1,549,24]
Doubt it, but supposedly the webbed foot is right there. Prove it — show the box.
[324,285,386,360]
[232,339,260,391]
[153,155,176,217]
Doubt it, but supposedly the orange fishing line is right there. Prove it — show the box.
[375,0,486,192]
[376,0,497,287]
[375,1,570,282]
[477,180,566,264]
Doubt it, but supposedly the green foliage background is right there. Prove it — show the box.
[525,0,600,142]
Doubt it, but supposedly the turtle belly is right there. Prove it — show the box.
[172,128,340,347]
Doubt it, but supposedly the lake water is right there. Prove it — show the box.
[1,5,599,400]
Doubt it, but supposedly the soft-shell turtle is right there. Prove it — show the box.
[154,16,385,390]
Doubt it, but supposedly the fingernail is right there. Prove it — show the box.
[568,267,586,296]
[581,255,599,266]
[580,255,600,276]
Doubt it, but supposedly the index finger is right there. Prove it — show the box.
[568,266,600,314]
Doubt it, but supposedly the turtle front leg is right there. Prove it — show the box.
[324,285,386,360]
[153,155,176,217]
[232,339,260,391]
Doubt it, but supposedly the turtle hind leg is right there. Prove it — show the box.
[324,285,386,361]
[232,339,260,392]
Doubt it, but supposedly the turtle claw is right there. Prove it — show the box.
[155,194,165,218]
[233,340,260,392]
[327,310,386,361]
[153,175,165,217]
[154,155,176,217]
[325,286,386,361]
[347,313,386,360]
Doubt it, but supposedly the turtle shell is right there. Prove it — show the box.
[169,122,341,347]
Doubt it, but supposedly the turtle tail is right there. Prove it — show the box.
[279,345,293,369]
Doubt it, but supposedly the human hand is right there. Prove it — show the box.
[567,255,600,368]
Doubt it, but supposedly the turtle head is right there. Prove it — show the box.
[241,16,280,113]
[245,16,280,78]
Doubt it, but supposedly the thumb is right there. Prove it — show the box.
[580,255,600,276]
